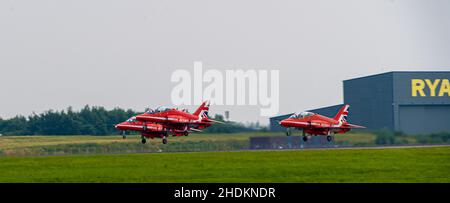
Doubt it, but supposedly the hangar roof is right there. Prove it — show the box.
[343,71,450,82]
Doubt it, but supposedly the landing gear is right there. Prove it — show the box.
[162,138,168,144]
[327,135,333,142]
[143,122,147,131]
[286,128,291,136]
[122,131,126,139]
[184,131,189,136]
[302,136,308,142]
[141,138,147,144]
[301,130,308,142]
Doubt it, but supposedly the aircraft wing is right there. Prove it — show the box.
[203,119,225,124]
[166,119,225,125]
[189,128,203,132]
[186,119,225,125]
[311,123,365,130]
[325,123,365,129]
[343,123,365,129]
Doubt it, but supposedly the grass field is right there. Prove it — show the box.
[0,132,380,156]
[0,132,273,156]
[0,132,271,150]
[0,146,448,182]
[0,132,379,149]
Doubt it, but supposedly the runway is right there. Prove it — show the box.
[246,144,450,152]
[151,144,450,155]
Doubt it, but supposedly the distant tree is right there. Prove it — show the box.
[0,116,29,135]
[0,106,265,135]
[0,105,140,136]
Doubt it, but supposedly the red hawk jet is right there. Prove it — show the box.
[115,101,222,144]
[134,101,218,127]
[279,104,365,142]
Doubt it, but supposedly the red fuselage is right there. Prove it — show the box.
[136,109,199,124]
[114,101,215,144]
[115,120,190,139]
[279,114,350,135]
[135,109,214,130]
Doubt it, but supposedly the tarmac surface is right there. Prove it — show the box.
[152,144,450,155]
[250,144,450,152]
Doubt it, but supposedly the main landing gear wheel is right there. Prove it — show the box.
[286,128,291,136]
[302,136,308,142]
[141,138,147,144]
[162,138,168,144]
[122,135,127,139]
[184,131,189,136]
[327,136,333,142]
[143,123,147,131]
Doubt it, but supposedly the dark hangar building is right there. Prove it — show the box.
[270,71,450,134]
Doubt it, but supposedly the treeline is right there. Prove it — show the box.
[0,106,137,135]
[0,106,263,136]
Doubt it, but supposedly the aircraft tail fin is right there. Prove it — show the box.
[193,100,210,118]
[334,104,350,124]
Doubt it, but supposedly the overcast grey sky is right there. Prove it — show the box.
[1,0,449,124]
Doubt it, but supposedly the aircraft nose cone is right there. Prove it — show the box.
[115,123,125,130]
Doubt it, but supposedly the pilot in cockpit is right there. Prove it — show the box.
[145,108,155,114]
[289,112,315,119]
[153,106,171,113]
[126,117,137,123]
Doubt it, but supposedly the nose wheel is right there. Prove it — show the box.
[301,130,308,142]
[302,136,308,142]
[141,137,147,144]
[286,128,291,136]
[327,135,333,142]
[162,137,168,144]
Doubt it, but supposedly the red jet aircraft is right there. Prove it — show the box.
[134,101,217,127]
[279,104,365,142]
[115,101,222,144]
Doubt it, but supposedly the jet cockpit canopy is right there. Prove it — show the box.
[126,116,137,122]
[289,112,315,119]
[154,106,172,113]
